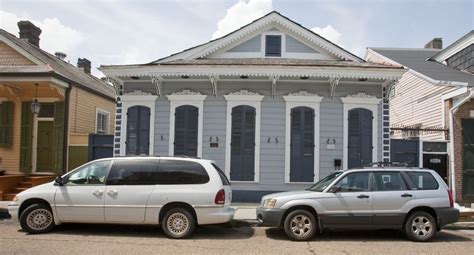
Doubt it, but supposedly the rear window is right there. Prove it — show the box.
[212,163,230,186]
[106,159,158,185]
[154,160,209,185]
[407,172,439,190]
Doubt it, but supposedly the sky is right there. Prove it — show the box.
[1,0,473,77]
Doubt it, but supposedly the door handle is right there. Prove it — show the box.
[93,190,103,196]
[107,190,118,196]
[401,193,413,198]
[357,194,369,199]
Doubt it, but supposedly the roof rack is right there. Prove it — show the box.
[363,161,414,168]
[114,155,201,159]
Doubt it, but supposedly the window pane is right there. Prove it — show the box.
[407,172,439,190]
[38,103,54,118]
[374,172,407,191]
[212,163,230,186]
[155,160,209,185]
[107,159,158,185]
[334,172,370,192]
[67,160,111,185]
[265,35,281,57]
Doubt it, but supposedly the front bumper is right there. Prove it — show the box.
[7,203,19,222]
[256,207,285,227]
[435,207,460,228]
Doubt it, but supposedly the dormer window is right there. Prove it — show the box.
[265,35,282,57]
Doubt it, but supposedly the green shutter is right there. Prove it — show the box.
[0,101,13,147]
[51,101,65,174]
[20,102,33,173]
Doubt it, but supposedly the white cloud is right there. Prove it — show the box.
[0,10,84,57]
[311,25,342,45]
[212,0,273,39]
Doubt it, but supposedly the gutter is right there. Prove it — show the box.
[448,88,473,202]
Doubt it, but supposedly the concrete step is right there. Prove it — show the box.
[17,182,33,188]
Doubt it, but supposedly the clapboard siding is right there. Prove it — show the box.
[69,86,115,136]
[286,35,318,53]
[227,35,261,52]
[132,80,384,191]
[389,72,456,140]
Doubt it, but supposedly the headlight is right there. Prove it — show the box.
[262,199,277,208]
[12,195,19,202]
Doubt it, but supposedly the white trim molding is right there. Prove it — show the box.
[224,90,264,183]
[167,90,207,157]
[283,91,323,183]
[95,108,110,134]
[341,93,381,170]
[120,94,158,156]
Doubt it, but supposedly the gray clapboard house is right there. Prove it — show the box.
[100,11,405,202]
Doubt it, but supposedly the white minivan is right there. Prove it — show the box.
[8,156,235,239]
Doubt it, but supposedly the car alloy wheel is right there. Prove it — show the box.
[167,212,190,236]
[411,216,433,237]
[404,211,437,242]
[162,207,196,239]
[284,209,317,241]
[20,204,55,234]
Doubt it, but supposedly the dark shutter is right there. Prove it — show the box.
[230,105,255,181]
[51,101,65,174]
[290,107,314,182]
[174,105,198,157]
[126,106,150,155]
[20,102,33,173]
[265,35,282,57]
[348,108,373,169]
[0,101,13,148]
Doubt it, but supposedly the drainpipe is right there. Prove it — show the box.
[448,88,473,203]
[62,86,72,174]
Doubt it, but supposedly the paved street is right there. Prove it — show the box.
[0,220,472,255]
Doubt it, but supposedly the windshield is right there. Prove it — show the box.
[308,172,343,192]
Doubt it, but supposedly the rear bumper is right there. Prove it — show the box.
[195,206,236,225]
[256,207,285,227]
[435,207,459,228]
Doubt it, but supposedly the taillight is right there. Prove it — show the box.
[215,189,225,205]
[448,189,454,208]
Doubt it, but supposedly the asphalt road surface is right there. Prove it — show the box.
[0,220,472,255]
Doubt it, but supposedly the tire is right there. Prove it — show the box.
[404,211,437,242]
[161,207,196,239]
[283,209,317,241]
[19,204,55,234]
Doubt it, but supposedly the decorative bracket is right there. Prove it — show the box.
[329,77,340,100]
[0,83,22,100]
[270,75,279,98]
[209,75,219,97]
[107,76,124,96]
[151,75,164,97]
[384,79,398,101]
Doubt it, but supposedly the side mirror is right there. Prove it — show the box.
[54,176,64,186]
[328,186,341,193]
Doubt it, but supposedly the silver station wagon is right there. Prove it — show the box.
[8,156,235,239]
[257,167,459,242]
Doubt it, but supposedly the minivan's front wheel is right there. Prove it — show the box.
[20,204,55,234]
[284,209,317,241]
[404,211,437,242]
[162,208,196,239]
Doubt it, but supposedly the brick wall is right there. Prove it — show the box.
[453,99,474,204]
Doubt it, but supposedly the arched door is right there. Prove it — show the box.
[126,105,150,155]
[290,106,314,182]
[230,105,256,181]
[348,108,373,168]
[174,105,198,156]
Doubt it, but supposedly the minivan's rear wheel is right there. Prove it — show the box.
[162,208,196,239]
[404,211,437,242]
[20,204,55,234]
[284,209,317,241]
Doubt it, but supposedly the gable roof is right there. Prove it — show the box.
[152,11,363,64]
[430,30,474,63]
[0,29,115,99]
[368,48,473,86]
